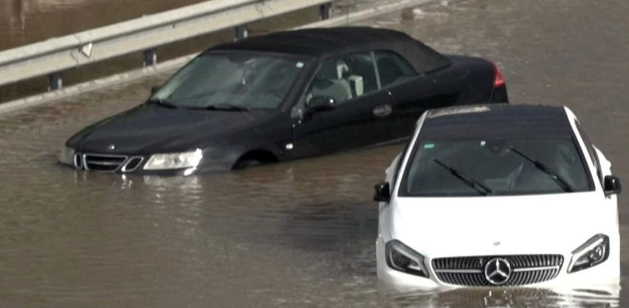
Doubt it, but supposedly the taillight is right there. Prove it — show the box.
[492,63,506,88]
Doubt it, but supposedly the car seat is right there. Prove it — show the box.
[348,75,364,97]
[308,60,353,104]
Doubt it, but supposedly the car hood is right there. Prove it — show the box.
[389,192,614,258]
[68,104,273,154]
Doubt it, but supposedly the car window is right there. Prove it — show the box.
[575,122,603,185]
[375,51,417,88]
[152,52,305,110]
[306,53,378,105]
[400,138,592,197]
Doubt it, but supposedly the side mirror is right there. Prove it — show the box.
[604,176,622,195]
[374,182,391,202]
[151,86,161,95]
[306,96,336,112]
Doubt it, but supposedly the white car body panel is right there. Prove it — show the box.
[376,106,621,291]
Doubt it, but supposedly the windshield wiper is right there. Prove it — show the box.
[509,146,573,192]
[433,158,493,196]
[148,98,179,109]
[205,104,250,112]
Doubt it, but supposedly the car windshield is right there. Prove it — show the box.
[400,138,592,197]
[150,52,307,110]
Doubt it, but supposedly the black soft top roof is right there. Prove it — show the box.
[421,104,574,140]
[209,27,451,73]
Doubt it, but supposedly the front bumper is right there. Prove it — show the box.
[376,236,620,291]
[60,151,233,175]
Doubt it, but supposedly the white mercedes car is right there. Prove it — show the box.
[374,104,622,290]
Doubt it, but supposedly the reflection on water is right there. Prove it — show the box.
[0,0,627,307]
[383,287,619,308]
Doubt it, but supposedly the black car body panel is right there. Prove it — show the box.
[68,106,290,155]
[212,27,453,74]
[63,27,509,175]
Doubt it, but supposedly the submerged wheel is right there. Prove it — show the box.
[233,159,263,170]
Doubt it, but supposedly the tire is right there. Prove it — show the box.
[233,159,263,170]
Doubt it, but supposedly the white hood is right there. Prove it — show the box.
[389,192,615,258]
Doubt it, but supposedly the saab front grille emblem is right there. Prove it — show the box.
[484,258,512,285]
[108,144,116,150]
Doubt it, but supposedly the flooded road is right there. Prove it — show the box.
[0,0,377,51]
[0,0,377,102]
[0,0,627,307]
[0,0,210,51]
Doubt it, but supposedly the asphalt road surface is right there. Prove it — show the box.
[0,0,626,307]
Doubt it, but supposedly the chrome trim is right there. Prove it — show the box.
[434,266,560,273]
[71,152,161,173]
[87,161,122,166]
[81,153,129,172]
[73,154,83,169]
[434,269,483,274]
[484,258,512,286]
[513,266,561,272]
[82,153,131,158]
[82,154,89,171]
[432,255,564,287]
[121,156,144,173]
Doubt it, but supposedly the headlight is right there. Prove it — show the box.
[59,146,75,166]
[143,149,203,170]
[567,234,609,273]
[385,240,429,278]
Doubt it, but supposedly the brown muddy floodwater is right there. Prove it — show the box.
[0,0,211,51]
[0,0,378,102]
[0,0,627,307]
[0,0,378,51]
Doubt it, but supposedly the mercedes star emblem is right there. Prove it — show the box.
[484,258,512,285]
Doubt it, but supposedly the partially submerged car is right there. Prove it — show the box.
[60,27,508,175]
[374,104,621,289]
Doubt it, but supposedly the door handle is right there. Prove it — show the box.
[373,104,393,117]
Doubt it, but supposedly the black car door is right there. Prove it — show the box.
[374,51,460,140]
[292,52,396,158]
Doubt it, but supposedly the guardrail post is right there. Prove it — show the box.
[48,73,63,91]
[319,3,332,20]
[235,25,249,41]
[143,48,157,67]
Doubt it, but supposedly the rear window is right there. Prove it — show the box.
[399,137,593,197]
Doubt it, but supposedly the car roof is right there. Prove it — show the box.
[420,104,574,140]
[208,27,451,73]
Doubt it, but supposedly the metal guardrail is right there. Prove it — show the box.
[0,0,334,91]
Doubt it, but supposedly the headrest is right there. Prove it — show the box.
[317,60,349,80]
[336,61,349,79]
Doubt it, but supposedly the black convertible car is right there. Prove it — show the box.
[59,27,509,175]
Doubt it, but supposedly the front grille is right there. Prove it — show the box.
[432,255,563,287]
[122,157,144,172]
[82,154,128,172]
